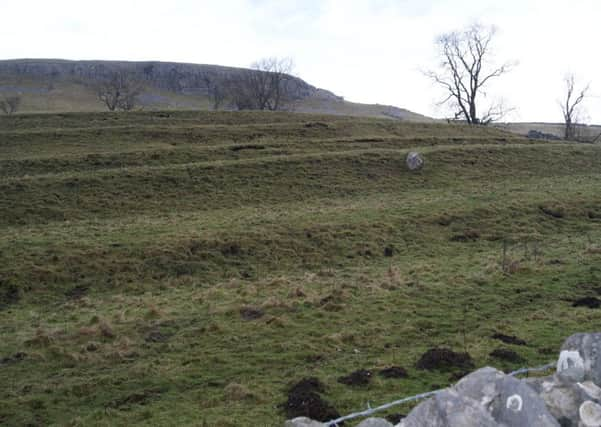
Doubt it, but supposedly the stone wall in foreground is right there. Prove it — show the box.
[286,333,601,427]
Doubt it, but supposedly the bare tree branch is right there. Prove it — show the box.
[228,57,296,111]
[425,24,512,125]
[96,71,143,112]
[561,74,590,140]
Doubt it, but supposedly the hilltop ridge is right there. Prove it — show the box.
[0,58,431,120]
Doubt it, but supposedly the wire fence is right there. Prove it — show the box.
[324,362,556,426]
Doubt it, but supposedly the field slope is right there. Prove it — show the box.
[1,111,601,426]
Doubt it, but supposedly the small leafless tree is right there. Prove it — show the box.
[253,57,295,111]
[229,57,296,111]
[202,76,227,110]
[561,74,590,140]
[0,95,21,115]
[96,71,143,111]
[426,24,512,125]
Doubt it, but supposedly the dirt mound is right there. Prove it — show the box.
[287,377,326,395]
[573,297,601,309]
[386,413,406,424]
[448,370,472,383]
[65,285,88,299]
[239,306,264,320]
[338,369,372,386]
[281,378,340,422]
[450,229,480,242]
[0,283,20,308]
[416,348,474,371]
[0,352,26,365]
[539,205,564,219]
[492,332,527,346]
[145,330,171,343]
[107,389,161,409]
[489,348,524,363]
[378,366,408,379]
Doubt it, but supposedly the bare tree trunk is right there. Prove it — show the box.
[561,75,589,141]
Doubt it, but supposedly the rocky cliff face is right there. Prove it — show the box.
[0,58,340,101]
[0,59,431,120]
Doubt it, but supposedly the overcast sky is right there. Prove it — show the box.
[2,0,599,123]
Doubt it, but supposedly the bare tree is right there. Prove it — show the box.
[426,24,512,125]
[228,57,296,111]
[561,74,590,140]
[0,95,21,115]
[252,57,295,111]
[96,71,143,111]
[202,75,227,110]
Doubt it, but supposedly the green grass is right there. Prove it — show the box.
[1,111,601,426]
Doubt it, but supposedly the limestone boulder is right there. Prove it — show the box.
[405,152,424,171]
[397,389,500,427]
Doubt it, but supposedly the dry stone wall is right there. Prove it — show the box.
[286,333,601,427]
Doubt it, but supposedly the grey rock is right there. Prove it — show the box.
[526,373,591,425]
[524,375,554,394]
[356,418,393,427]
[491,375,559,426]
[0,59,330,101]
[455,367,558,426]
[406,152,424,171]
[398,389,500,427]
[455,367,505,405]
[560,334,601,385]
[558,367,586,384]
[284,417,324,427]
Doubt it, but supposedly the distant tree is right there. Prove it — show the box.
[560,74,590,140]
[229,57,296,111]
[96,71,143,111]
[203,75,227,110]
[0,95,21,115]
[252,57,295,111]
[425,24,512,125]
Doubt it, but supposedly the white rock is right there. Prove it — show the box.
[560,334,601,385]
[579,382,601,401]
[558,351,586,374]
[580,401,601,427]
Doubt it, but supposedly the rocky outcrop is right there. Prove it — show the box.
[0,58,339,101]
[285,333,601,427]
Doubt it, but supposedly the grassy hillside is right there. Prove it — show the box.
[1,111,601,426]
